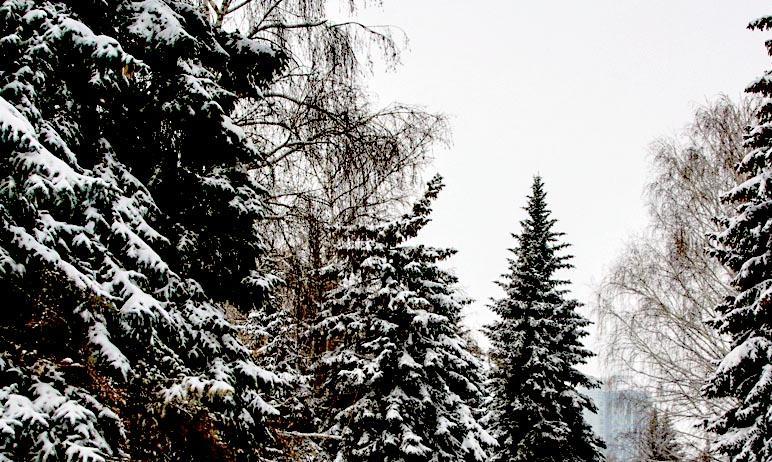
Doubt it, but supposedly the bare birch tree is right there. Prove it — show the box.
[204,0,447,290]
[596,96,755,455]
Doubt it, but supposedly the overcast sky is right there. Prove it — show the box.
[355,1,770,376]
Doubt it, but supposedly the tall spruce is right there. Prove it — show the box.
[0,1,287,460]
[313,175,495,462]
[487,176,604,462]
[703,15,772,462]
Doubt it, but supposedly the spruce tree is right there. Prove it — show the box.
[634,409,682,462]
[703,15,772,462]
[0,1,286,460]
[487,176,604,462]
[314,175,495,462]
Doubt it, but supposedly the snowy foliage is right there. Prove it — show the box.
[633,408,683,462]
[314,175,495,462]
[486,177,604,462]
[0,0,287,459]
[0,355,122,462]
[703,15,772,462]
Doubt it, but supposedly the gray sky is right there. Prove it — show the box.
[356,1,770,376]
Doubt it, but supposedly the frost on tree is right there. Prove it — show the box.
[486,176,604,462]
[634,409,683,462]
[703,15,772,462]
[0,1,287,460]
[314,175,495,462]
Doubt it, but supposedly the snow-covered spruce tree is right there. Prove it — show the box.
[0,1,288,460]
[487,176,604,462]
[634,409,683,462]
[313,175,495,462]
[702,16,772,462]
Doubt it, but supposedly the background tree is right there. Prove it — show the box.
[596,95,754,452]
[487,176,604,462]
[634,408,684,462]
[702,17,772,462]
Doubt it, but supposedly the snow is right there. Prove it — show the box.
[400,430,431,456]
[0,95,34,134]
[398,351,421,370]
[227,35,276,57]
[715,336,772,377]
[110,219,169,275]
[127,0,194,47]
[234,359,280,386]
[64,444,105,462]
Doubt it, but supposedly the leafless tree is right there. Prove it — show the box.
[236,2,446,322]
[596,96,755,456]
[197,0,448,322]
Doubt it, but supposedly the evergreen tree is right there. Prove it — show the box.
[313,175,495,462]
[487,176,604,462]
[0,1,286,460]
[634,409,683,462]
[703,15,772,462]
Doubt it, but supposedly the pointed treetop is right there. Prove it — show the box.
[400,173,444,239]
[521,174,555,234]
[358,173,444,246]
[497,175,572,306]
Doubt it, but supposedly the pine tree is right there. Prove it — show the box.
[702,15,772,462]
[313,175,495,462]
[0,1,287,460]
[634,409,683,462]
[487,176,604,462]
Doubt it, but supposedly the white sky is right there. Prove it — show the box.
[355,1,770,376]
